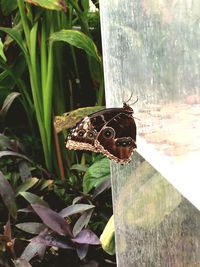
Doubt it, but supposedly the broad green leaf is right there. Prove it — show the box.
[3,21,23,49]
[59,204,95,217]
[0,38,6,61]
[83,157,110,193]
[25,0,67,11]
[50,30,101,64]
[88,55,103,82]
[16,222,46,234]
[70,164,88,172]
[54,106,104,132]
[16,177,39,196]
[19,191,48,207]
[1,0,17,16]
[0,92,20,116]
[80,0,89,15]
[31,204,72,237]
[0,27,28,57]
[0,171,17,219]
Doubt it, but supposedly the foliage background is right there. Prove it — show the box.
[0,1,115,266]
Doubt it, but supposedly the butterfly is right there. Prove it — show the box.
[65,102,137,163]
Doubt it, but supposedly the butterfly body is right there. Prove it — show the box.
[66,103,137,163]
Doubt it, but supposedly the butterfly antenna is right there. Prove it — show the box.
[129,97,138,106]
[124,91,134,104]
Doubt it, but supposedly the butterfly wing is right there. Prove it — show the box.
[66,108,126,152]
[66,115,98,152]
[95,113,137,163]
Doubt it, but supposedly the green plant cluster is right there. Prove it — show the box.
[0,0,115,266]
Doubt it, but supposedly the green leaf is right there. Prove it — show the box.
[0,54,26,90]
[0,171,17,219]
[0,92,20,116]
[16,222,46,234]
[0,134,14,150]
[39,179,54,190]
[16,177,39,196]
[54,106,104,133]
[1,0,17,16]
[19,191,49,207]
[83,157,110,193]
[0,38,6,61]
[70,164,88,172]
[0,27,28,58]
[50,30,101,64]
[25,0,67,11]
[80,0,89,15]
[100,215,115,255]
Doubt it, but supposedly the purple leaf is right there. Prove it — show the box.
[76,243,89,260]
[13,258,32,267]
[16,222,46,234]
[72,196,85,204]
[21,241,46,261]
[92,178,111,199]
[59,204,94,217]
[31,204,73,237]
[31,232,74,249]
[18,208,33,213]
[0,171,17,219]
[73,209,93,237]
[0,151,32,162]
[72,229,100,245]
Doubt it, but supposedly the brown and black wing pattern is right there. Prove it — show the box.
[95,113,137,163]
[66,108,125,152]
[66,106,137,163]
